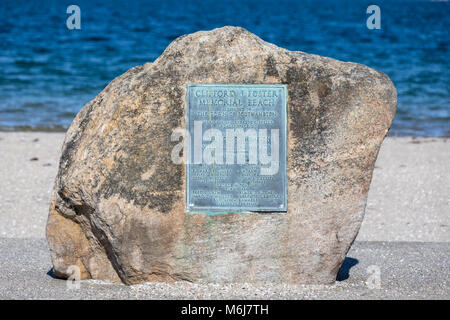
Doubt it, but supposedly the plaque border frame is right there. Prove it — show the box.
[185,84,288,214]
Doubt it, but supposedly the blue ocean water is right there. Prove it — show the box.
[0,0,448,135]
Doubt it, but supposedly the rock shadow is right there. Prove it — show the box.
[46,268,60,279]
[336,257,359,281]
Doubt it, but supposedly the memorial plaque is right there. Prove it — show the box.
[186,84,287,213]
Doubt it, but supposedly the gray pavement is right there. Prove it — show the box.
[0,238,448,299]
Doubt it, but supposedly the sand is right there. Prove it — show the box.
[0,132,448,299]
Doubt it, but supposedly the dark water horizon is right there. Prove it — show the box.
[0,0,449,136]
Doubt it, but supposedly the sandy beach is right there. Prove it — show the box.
[0,132,448,299]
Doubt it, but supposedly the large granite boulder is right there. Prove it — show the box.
[46,26,396,285]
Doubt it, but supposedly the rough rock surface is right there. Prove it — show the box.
[46,26,396,285]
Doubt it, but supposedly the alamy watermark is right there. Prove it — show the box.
[65,5,381,32]
[66,265,81,290]
[66,5,81,30]
[365,265,381,289]
[171,122,280,176]
[366,5,381,30]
